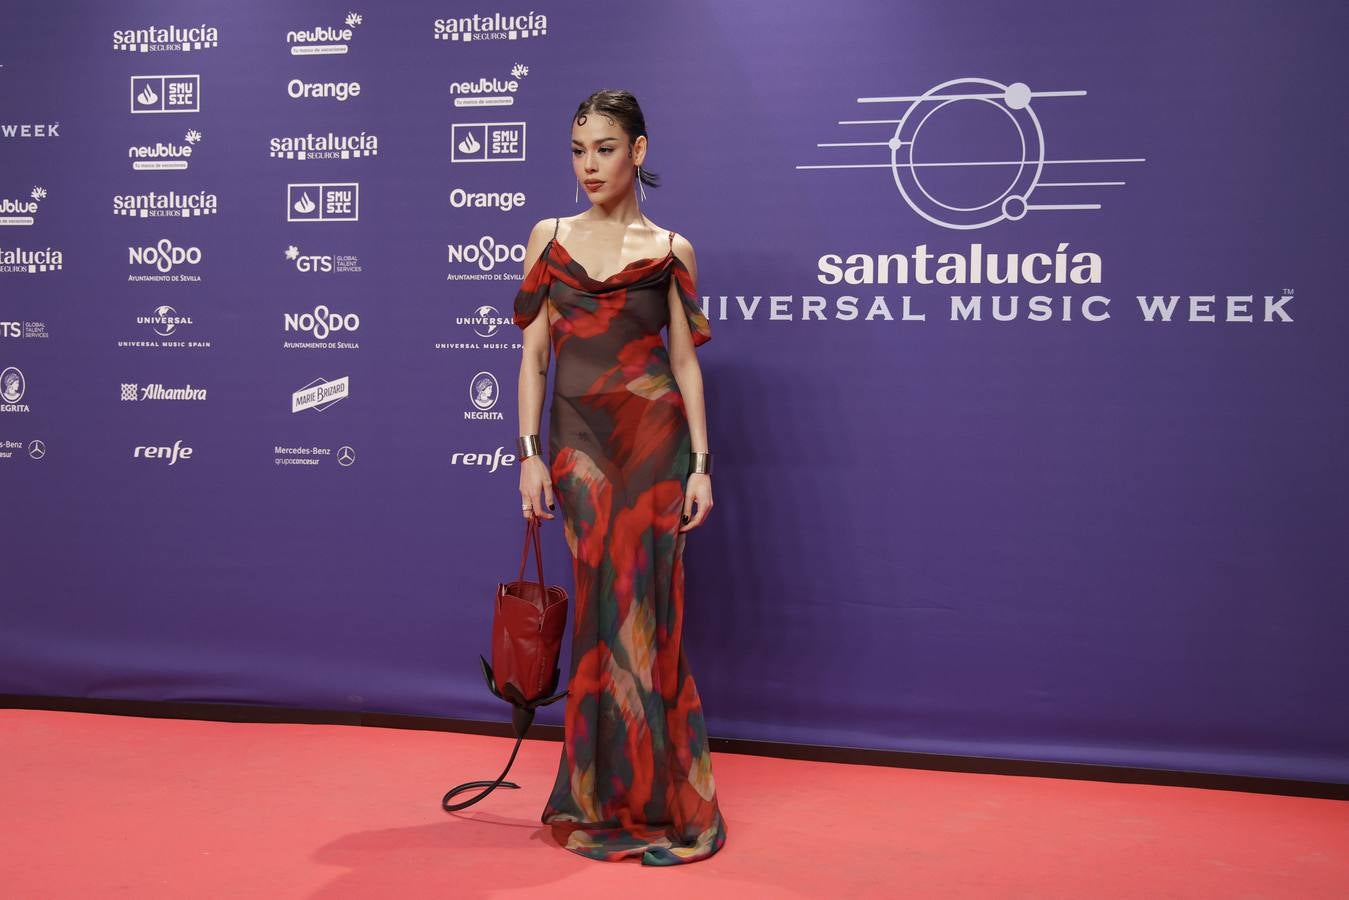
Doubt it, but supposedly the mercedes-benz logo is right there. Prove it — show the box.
[337,445,356,467]
[28,439,46,460]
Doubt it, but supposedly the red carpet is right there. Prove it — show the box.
[1,709,1344,898]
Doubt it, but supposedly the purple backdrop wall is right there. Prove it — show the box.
[3,1,1345,784]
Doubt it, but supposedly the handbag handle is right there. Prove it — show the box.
[516,513,547,587]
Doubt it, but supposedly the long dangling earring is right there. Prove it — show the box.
[635,165,647,202]
[575,178,579,204]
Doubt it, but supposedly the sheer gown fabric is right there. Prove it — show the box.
[512,217,726,865]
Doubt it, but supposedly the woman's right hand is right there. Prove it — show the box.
[518,455,556,520]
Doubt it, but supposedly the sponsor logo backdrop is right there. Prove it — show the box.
[2,1,1345,782]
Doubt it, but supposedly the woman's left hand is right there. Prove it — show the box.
[680,473,713,532]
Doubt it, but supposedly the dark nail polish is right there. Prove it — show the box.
[681,514,689,523]
[548,502,555,510]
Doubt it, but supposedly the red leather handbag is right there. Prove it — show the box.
[442,513,570,811]
[491,514,569,706]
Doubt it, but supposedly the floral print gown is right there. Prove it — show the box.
[512,217,727,865]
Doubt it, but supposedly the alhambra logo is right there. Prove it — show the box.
[121,382,208,401]
[288,12,361,55]
[433,12,548,43]
[796,77,1145,230]
[129,130,202,171]
[113,190,218,217]
[269,131,379,161]
[450,63,528,107]
[0,187,47,227]
[113,24,219,52]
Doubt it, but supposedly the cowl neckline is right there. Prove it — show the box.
[547,237,676,291]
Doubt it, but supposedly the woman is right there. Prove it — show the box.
[511,90,727,866]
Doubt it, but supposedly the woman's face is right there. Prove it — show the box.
[571,113,643,202]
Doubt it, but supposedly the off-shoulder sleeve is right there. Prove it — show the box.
[671,255,712,347]
[512,245,552,330]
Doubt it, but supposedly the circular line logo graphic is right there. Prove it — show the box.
[890,78,1042,230]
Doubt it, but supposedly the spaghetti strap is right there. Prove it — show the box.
[553,217,560,240]
[668,229,676,248]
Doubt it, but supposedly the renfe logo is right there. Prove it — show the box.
[133,439,194,464]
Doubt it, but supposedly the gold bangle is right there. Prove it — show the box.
[690,451,712,476]
[517,434,541,459]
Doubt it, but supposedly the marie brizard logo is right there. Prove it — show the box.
[796,77,1145,230]
[292,375,349,412]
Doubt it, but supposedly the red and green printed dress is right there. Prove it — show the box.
[512,217,726,865]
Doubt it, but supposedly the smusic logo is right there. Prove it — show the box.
[130,75,200,114]
[451,122,525,162]
[287,184,359,222]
